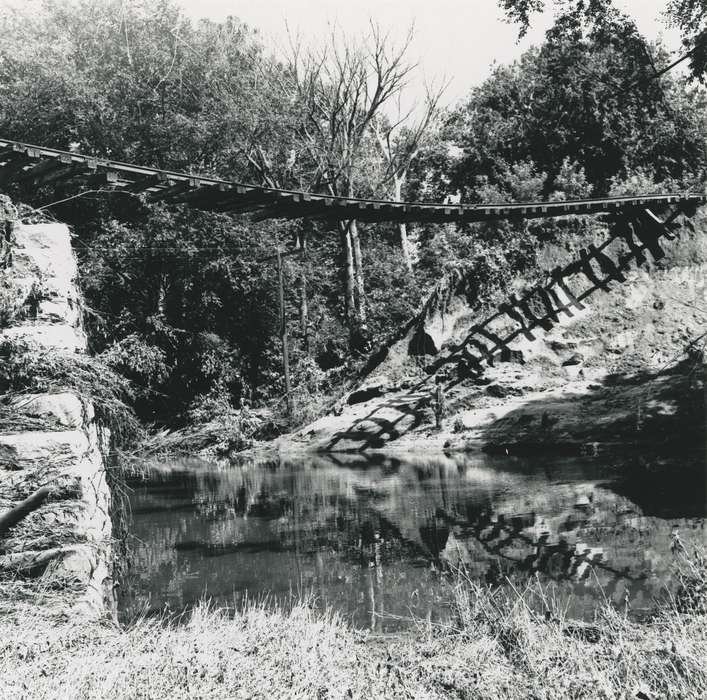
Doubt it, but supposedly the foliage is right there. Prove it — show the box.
[101,333,169,389]
[414,1,707,294]
[0,0,276,175]
[664,0,707,79]
[135,393,262,457]
[69,198,286,420]
[446,15,707,198]
[498,0,546,38]
[499,0,707,78]
[186,387,261,453]
[0,0,705,439]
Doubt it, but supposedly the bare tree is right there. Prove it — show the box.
[372,85,445,272]
[229,23,430,349]
[285,23,419,347]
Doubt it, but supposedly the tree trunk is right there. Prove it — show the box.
[394,176,413,273]
[349,218,366,323]
[157,272,168,317]
[0,487,51,538]
[339,220,356,326]
[298,231,309,354]
[276,248,292,418]
[299,271,309,354]
[398,222,413,273]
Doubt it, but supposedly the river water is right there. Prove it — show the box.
[118,451,705,631]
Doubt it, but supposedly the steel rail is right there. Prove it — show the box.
[1,137,705,223]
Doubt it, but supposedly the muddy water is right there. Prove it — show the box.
[118,451,705,631]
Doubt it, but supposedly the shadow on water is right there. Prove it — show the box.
[119,450,706,632]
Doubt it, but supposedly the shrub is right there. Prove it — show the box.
[186,387,261,453]
[452,416,467,433]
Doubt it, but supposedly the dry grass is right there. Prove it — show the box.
[0,402,64,434]
[1,559,706,700]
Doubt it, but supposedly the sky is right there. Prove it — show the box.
[0,0,684,113]
[177,0,683,110]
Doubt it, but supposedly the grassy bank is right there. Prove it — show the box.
[2,555,706,700]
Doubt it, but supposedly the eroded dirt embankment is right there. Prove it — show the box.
[0,200,113,617]
[281,211,706,455]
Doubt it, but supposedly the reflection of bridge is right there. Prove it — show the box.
[129,454,700,625]
[1,137,705,224]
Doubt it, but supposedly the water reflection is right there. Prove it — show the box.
[119,451,705,631]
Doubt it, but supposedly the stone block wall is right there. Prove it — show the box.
[0,207,114,617]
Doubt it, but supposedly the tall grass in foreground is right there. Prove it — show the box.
[1,551,706,700]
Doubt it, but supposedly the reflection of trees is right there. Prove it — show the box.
[121,452,705,623]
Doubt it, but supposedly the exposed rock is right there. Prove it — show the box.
[486,384,510,398]
[1,323,86,353]
[279,220,707,454]
[486,384,524,398]
[0,217,113,620]
[562,352,584,367]
[0,430,89,465]
[0,221,87,350]
[12,224,81,308]
[398,377,419,390]
[406,268,477,357]
[9,393,89,429]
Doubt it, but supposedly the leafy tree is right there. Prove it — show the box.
[405,4,707,346]
[0,1,438,425]
[499,0,707,78]
[664,0,707,77]
[449,6,707,198]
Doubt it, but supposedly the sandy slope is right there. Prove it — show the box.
[280,232,706,455]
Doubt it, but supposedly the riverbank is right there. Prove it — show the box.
[276,355,704,456]
[2,555,706,699]
[278,240,706,455]
[1,208,705,700]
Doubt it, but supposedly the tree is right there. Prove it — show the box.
[499,0,707,78]
[281,24,420,349]
[0,1,434,422]
[199,22,434,349]
[664,0,707,78]
[0,0,279,175]
[372,86,445,272]
[402,3,707,338]
[449,5,707,199]
[0,0,300,417]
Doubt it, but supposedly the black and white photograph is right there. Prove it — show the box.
[0,0,705,697]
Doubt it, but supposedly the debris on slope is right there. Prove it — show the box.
[283,209,706,453]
